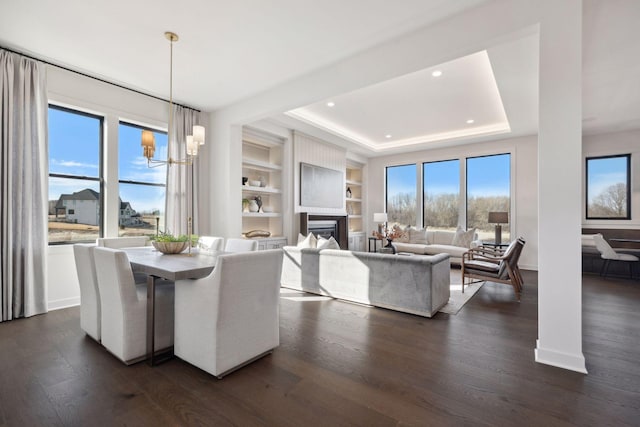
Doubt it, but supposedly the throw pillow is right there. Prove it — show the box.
[317,236,340,250]
[297,233,317,248]
[452,226,476,248]
[409,227,428,244]
[393,225,410,243]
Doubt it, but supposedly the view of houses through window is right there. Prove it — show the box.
[386,153,511,241]
[48,106,103,244]
[118,122,167,237]
[48,106,168,244]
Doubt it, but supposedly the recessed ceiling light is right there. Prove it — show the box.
[385,134,392,139]
[466,119,475,124]
[431,70,443,77]
[327,101,335,107]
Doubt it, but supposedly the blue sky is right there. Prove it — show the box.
[49,107,167,214]
[387,154,511,198]
[587,156,627,202]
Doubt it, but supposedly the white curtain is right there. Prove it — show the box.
[165,105,202,235]
[0,49,48,321]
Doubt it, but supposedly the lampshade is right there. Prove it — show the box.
[141,130,155,147]
[488,211,508,224]
[373,212,388,223]
[193,125,205,145]
[186,135,198,156]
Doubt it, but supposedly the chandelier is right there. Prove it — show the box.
[141,31,205,167]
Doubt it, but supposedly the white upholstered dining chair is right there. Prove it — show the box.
[96,236,149,248]
[73,243,101,342]
[174,249,283,378]
[198,236,224,253]
[93,246,175,364]
[224,238,258,253]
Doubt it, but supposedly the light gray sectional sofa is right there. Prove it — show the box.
[281,247,450,317]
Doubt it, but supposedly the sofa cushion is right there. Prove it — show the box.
[297,233,317,248]
[392,225,410,243]
[409,227,428,244]
[431,230,454,245]
[317,236,340,250]
[452,227,476,248]
[423,244,469,259]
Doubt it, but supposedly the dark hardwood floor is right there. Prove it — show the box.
[1,271,639,426]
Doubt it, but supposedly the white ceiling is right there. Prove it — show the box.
[1,0,639,155]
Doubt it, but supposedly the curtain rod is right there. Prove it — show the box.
[0,45,201,113]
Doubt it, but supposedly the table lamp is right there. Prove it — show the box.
[488,211,508,245]
[373,212,388,236]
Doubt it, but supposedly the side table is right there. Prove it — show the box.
[368,237,381,253]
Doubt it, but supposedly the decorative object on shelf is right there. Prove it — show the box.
[242,198,250,213]
[262,206,273,213]
[242,177,248,185]
[255,195,263,212]
[248,199,259,212]
[245,230,271,238]
[347,204,354,215]
[140,32,205,167]
[248,180,261,187]
[346,187,352,198]
[373,212,388,235]
[259,176,267,187]
[488,211,509,245]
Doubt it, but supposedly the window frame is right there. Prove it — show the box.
[117,121,167,234]
[48,104,104,245]
[585,153,631,220]
[422,158,460,230]
[385,163,418,227]
[465,152,511,232]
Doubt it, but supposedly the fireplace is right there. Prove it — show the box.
[300,213,348,249]
[307,220,338,240]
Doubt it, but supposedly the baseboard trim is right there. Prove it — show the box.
[535,339,587,374]
[521,264,538,271]
[48,297,80,311]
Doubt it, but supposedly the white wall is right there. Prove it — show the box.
[583,129,640,229]
[46,65,175,310]
[367,135,538,269]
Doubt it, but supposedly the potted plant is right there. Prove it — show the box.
[150,232,198,254]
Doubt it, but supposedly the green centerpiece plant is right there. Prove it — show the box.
[150,232,198,254]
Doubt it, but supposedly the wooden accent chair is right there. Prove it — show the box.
[461,238,526,301]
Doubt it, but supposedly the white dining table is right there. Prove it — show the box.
[123,247,223,366]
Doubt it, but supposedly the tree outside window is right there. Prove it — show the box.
[386,164,417,226]
[586,154,631,219]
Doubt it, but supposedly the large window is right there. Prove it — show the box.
[586,154,631,219]
[118,122,167,237]
[423,159,460,231]
[466,153,510,241]
[48,105,103,244]
[386,164,417,226]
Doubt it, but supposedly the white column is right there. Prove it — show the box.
[535,0,586,373]
[103,114,120,237]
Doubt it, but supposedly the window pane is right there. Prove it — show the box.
[423,160,459,231]
[48,106,102,244]
[466,154,510,241]
[118,122,167,184]
[118,183,165,237]
[48,177,100,243]
[586,155,630,219]
[49,107,100,177]
[386,164,416,226]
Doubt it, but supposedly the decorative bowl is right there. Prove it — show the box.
[152,241,188,254]
[262,206,273,213]
[248,180,261,187]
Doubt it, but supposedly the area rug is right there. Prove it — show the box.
[438,269,485,315]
